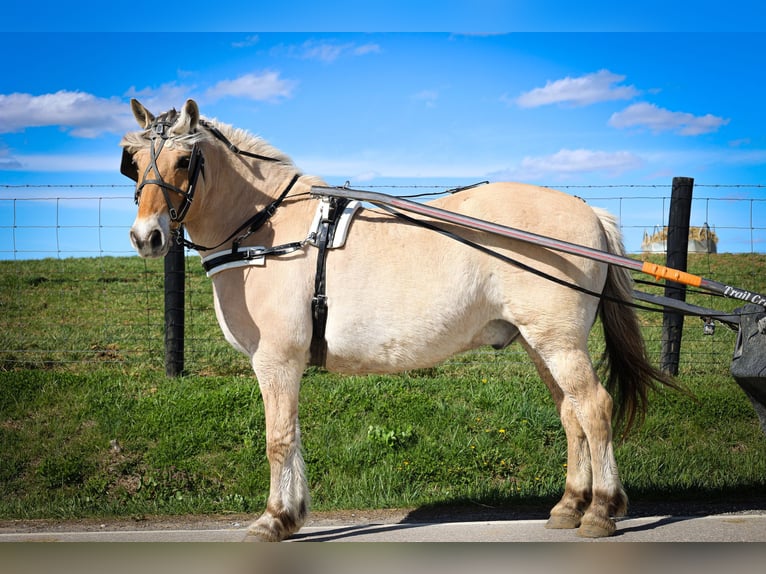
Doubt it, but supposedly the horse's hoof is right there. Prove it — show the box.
[242,530,272,542]
[545,515,581,529]
[246,508,307,542]
[244,519,284,542]
[576,518,616,538]
[243,527,281,542]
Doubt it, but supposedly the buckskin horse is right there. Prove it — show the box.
[121,98,675,541]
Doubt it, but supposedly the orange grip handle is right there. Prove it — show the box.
[641,262,703,287]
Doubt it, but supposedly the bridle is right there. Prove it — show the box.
[121,119,204,224]
[121,117,300,253]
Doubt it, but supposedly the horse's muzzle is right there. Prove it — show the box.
[130,214,170,258]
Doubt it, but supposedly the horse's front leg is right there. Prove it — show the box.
[247,359,309,542]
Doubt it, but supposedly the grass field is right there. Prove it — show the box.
[1,253,765,520]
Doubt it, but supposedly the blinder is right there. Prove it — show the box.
[120,148,138,182]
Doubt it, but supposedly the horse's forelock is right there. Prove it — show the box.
[167,106,198,138]
[158,108,179,125]
[120,108,208,153]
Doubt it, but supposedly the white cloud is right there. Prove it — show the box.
[0,153,126,172]
[0,90,131,137]
[0,147,22,169]
[413,89,439,107]
[124,82,196,116]
[516,70,638,108]
[299,148,648,184]
[353,43,382,56]
[232,35,259,48]
[125,72,297,115]
[609,102,730,135]
[204,71,297,102]
[297,155,501,180]
[302,41,347,63]
[289,40,382,62]
[513,148,644,179]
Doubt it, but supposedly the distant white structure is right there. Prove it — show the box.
[641,224,718,254]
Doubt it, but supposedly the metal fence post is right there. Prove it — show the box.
[660,177,694,375]
[164,229,185,377]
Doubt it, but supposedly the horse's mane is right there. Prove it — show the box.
[199,117,295,166]
[120,111,295,168]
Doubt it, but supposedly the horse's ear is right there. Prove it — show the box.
[130,99,155,129]
[179,99,200,132]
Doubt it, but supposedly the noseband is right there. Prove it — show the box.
[121,120,204,224]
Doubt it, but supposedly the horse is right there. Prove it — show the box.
[121,98,676,541]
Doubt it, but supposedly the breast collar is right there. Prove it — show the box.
[200,197,362,277]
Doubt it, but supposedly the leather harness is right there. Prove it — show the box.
[197,196,350,368]
[308,196,350,368]
[122,117,352,368]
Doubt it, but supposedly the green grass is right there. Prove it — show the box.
[1,253,765,520]
[0,256,250,375]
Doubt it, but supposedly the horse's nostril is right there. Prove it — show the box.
[149,229,163,251]
[130,230,142,249]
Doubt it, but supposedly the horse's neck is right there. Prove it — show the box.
[184,162,318,253]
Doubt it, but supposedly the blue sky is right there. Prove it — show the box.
[1,4,764,256]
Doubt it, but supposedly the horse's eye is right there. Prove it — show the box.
[176,155,191,170]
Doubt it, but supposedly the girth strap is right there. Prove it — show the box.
[310,197,350,368]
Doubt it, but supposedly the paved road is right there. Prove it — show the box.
[2,512,765,542]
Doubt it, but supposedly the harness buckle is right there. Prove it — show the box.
[319,198,333,223]
[243,247,265,260]
[312,294,328,308]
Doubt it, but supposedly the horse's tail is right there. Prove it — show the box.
[592,207,680,437]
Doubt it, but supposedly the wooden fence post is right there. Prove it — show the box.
[660,177,694,375]
[164,230,185,377]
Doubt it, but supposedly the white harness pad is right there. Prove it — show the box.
[308,198,362,249]
[202,199,362,277]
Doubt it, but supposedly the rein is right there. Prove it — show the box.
[175,119,301,253]
[376,205,742,326]
[176,173,300,253]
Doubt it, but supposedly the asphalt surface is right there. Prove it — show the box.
[2,511,766,542]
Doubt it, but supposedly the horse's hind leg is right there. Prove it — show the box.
[559,349,627,537]
[547,396,597,530]
[530,342,627,537]
[521,341,592,530]
[246,359,309,542]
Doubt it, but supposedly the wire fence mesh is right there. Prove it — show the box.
[1,183,764,376]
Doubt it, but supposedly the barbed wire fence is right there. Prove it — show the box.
[1,182,764,376]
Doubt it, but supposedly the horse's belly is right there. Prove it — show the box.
[325,316,518,375]
[326,339,458,374]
